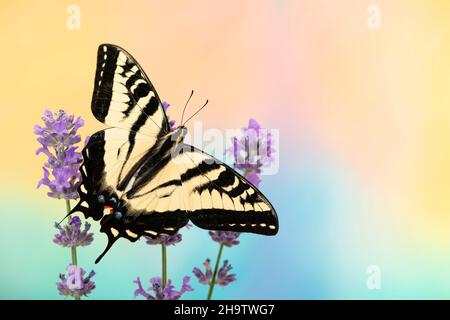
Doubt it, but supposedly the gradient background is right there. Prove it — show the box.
[1,0,450,299]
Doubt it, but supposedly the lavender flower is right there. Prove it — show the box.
[193,259,237,287]
[53,216,94,248]
[225,118,275,188]
[208,231,240,247]
[162,101,176,130]
[144,224,191,246]
[34,109,85,199]
[134,276,193,300]
[57,265,95,298]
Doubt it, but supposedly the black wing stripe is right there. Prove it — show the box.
[189,209,277,235]
[150,179,182,192]
[128,96,160,141]
[180,161,222,182]
[92,46,119,122]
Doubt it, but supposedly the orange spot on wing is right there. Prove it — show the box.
[103,206,114,215]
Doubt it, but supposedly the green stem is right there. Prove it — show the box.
[65,199,71,214]
[207,243,224,300]
[65,200,80,301]
[161,243,167,288]
[71,246,78,266]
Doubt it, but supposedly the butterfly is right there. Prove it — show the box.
[69,44,278,263]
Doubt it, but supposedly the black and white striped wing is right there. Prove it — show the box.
[69,44,180,262]
[73,43,170,221]
[92,44,170,136]
[71,44,278,264]
[74,128,167,221]
[139,144,278,235]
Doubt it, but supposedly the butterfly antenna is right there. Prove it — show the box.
[183,99,209,126]
[180,90,194,125]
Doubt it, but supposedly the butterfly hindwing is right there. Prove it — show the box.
[74,128,158,220]
[128,144,278,235]
[178,145,278,235]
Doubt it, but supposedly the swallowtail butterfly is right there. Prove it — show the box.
[70,44,278,263]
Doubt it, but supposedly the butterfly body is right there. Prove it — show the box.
[71,44,278,263]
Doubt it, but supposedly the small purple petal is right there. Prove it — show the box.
[161,101,176,130]
[133,277,155,300]
[216,260,237,287]
[247,118,260,132]
[192,259,213,285]
[162,101,170,111]
[245,172,261,187]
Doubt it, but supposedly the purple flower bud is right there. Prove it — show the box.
[69,216,81,227]
[162,101,176,131]
[162,101,170,111]
[244,118,261,135]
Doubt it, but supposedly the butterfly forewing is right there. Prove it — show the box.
[92,44,169,136]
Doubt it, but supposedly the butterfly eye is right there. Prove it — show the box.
[114,211,123,220]
[97,195,105,204]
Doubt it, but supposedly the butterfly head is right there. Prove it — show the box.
[173,125,188,144]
